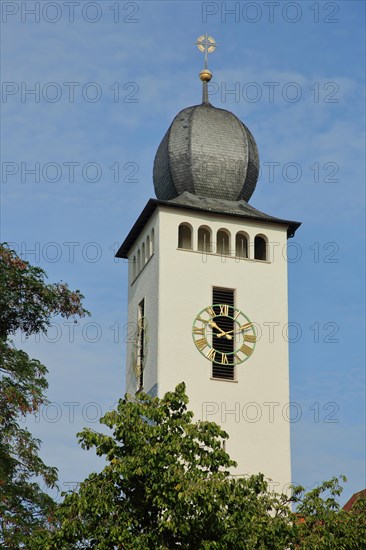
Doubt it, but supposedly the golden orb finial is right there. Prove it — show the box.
[199,69,212,82]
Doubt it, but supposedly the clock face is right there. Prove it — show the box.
[192,304,256,366]
[132,316,148,377]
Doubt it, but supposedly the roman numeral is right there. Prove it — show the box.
[195,338,208,351]
[206,348,216,361]
[219,304,229,316]
[240,322,253,332]
[205,306,215,317]
[239,344,253,356]
[197,316,209,324]
[244,334,256,343]
[220,353,229,365]
[193,326,205,335]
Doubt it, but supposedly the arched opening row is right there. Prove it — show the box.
[132,228,155,280]
[178,223,268,261]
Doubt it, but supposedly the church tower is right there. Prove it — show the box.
[116,36,300,491]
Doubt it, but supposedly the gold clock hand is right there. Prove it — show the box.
[216,331,233,340]
[208,320,226,336]
[217,324,253,338]
[217,328,236,337]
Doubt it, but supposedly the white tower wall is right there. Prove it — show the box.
[126,205,291,492]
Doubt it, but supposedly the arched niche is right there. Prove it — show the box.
[235,231,249,259]
[254,234,268,261]
[198,225,212,253]
[178,223,193,250]
[216,228,231,256]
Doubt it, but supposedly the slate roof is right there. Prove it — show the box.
[153,103,259,202]
[116,192,301,258]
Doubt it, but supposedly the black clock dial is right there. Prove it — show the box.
[192,305,256,365]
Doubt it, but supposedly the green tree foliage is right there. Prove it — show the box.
[0,243,88,547]
[31,383,366,549]
[292,478,366,549]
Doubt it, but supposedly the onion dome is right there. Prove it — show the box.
[153,103,259,202]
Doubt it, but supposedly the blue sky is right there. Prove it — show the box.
[1,1,365,505]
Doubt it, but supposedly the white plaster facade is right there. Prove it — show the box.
[126,204,292,492]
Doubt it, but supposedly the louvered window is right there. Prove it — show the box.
[137,299,145,390]
[212,287,235,380]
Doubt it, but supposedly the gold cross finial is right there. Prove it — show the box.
[195,34,216,103]
[196,34,217,69]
